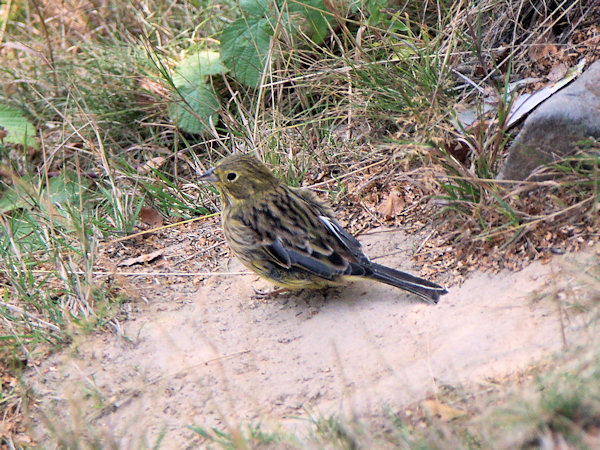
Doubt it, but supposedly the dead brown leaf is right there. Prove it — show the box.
[139,78,171,98]
[139,157,167,175]
[528,31,558,62]
[547,62,568,82]
[118,248,165,267]
[377,192,405,219]
[421,399,468,421]
[139,207,164,228]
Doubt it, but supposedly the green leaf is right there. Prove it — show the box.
[173,50,226,84]
[221,17,273,87]
[0,170,90,213]
[170,50,223,135]
[172,82,220,135]
[0,183,26,213]
[46,170,89,207]
[0,210,42,251]
[287,0,333,44]
[0,105,38,149]
[240,0,271,16]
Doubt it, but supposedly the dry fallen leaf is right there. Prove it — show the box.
[547,62,568,82]
[139,207,164,228]
[139,77,171,98]
[421,399,468,421]
[139,156,167,175]
[377,192,405,219]
[528,31,558,62]
[118,248,165,267]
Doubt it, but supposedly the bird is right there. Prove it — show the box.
[200,154,447,303]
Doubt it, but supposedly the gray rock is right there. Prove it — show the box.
[498,60,600,181]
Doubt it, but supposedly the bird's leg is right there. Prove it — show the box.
[252,285,290,300]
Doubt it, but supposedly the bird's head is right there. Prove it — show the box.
[200,154,279,206]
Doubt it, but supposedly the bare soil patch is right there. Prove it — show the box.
[25,228,596,447]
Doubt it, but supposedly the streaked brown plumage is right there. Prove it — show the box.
[201,154,447,303]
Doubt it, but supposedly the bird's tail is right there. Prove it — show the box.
[369,263,447,304]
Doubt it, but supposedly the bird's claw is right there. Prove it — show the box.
[252,286,288,300]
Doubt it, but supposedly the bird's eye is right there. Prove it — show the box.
[226,172,238,182]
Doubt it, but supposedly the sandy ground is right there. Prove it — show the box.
[26,229,596,447]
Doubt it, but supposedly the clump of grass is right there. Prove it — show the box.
[190,422,292,448]
[186,342,600,449]
[432,139,600,275]
[480,347,600,449]
[424,0,599,274]
[0,167,124,356]
[0,0,223,360]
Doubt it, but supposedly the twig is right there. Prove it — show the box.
[22,269,251,277]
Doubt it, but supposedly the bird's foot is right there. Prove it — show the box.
[252,286,289,300]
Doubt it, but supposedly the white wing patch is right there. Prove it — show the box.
[319,216,344,242]
[319,215,370,264]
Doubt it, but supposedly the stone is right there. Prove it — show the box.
[498,60,600,181]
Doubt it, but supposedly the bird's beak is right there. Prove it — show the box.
[200,167,218,182]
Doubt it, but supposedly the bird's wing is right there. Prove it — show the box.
[317,215,370,265]
[292,187,370,263]
[245,188,370,279]
[264,237,351,280]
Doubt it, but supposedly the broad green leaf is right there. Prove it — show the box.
[46,170,89,207]
[0,105,38,149]
[0,170,89,214]
[172,82,220,135]
[170,50,223,135]
[0,210,42,251]
[221,17,273,87]
[240,0,271,16]
[0,184,26,213]
[287,0,334,44]
[174,50,226,85]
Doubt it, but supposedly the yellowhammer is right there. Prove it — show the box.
[201,154,447,303]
